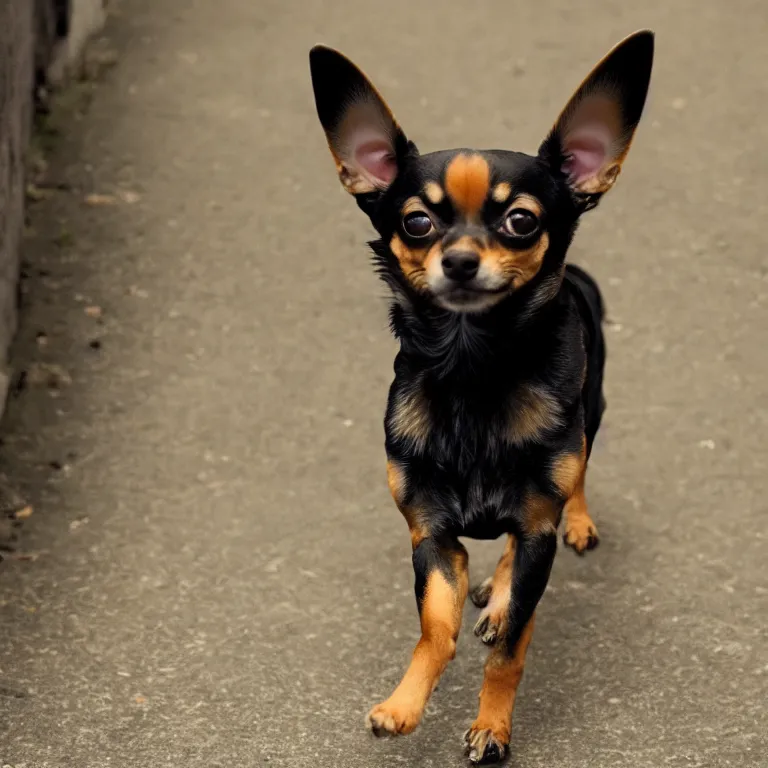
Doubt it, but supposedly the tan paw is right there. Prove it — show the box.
[366,698,422,737]
[464,723,509,764]
[563,517,599,554]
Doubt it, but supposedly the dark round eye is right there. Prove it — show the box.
[502,209,539,238]
[402,212,434,238]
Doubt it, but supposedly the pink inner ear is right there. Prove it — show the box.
[561,125,611,184]
[355,139,398,186]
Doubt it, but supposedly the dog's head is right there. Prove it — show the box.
[310,33,653,314]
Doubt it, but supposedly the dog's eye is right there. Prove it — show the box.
[402,212,434,238]
[502,209,539,238]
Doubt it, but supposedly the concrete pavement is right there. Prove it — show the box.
[1,1,767,766]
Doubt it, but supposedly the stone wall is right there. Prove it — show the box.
[0,1,35,405]
[0,0,106,409]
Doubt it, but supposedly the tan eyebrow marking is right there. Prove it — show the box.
[492,182,512,203]
[423,182,444,205]
[402,196,430,215]
[444,153,490,218]
[507,193,543,217]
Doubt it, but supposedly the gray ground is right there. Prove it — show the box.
[1,1,767,766]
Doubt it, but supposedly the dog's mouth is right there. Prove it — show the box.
[433,284,510,313]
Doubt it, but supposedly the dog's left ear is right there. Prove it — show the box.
[310,46,412,198]
[539,31,654,203]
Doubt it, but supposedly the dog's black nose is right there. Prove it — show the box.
[441,251,479,282]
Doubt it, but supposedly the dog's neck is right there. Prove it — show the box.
[387,270,566,383]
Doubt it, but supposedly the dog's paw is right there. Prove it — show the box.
[470,577,493,608]
[473,609,505,646]
[464,725,509,765]
[366,699,421,737]
[563,518,599,554]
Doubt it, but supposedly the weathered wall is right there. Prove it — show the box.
[0,1,35,405]
[0,0,106,408]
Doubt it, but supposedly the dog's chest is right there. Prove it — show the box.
[433,410,554,538]
[388,374,563,463]
[387,375,562,534]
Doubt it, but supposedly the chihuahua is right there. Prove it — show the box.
[310,31,653,764]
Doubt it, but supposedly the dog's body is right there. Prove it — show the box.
[311,33,653,765]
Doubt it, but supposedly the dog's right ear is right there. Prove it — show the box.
[310,46,412,198]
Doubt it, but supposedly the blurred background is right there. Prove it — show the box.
[0,1,766,766]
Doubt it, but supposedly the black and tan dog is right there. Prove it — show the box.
[310,32,653,764]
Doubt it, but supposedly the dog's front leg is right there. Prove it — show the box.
[367,534,469,737]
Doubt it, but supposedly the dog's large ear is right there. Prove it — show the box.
[310,46,411,197]
[539,31,654,204]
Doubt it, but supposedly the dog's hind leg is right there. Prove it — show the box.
[470,535,515,646]
[465,494,557,764]
[464,615,536,764]
[562,465,599,554]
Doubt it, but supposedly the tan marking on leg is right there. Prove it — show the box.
[551,434,587,498]
[408,526,428,550]
[563,468,599,554]
[552,454,583,498]
[367,548,469,736]
[523,492,558,537]
[555,436,599,553]
[473,536,515,645]
[506,384,563,445]
[444,153,490,218]
[465,616,536,763]
[423,181,444,205]
[491,182,512,203]
[386,459,429,549]
[386,459,406,504]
